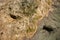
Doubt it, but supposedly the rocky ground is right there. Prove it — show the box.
[31,0,60,40]
[0,0,60,40]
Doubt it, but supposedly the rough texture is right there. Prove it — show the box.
[0,0,60,40]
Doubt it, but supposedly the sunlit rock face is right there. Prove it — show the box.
[0,0,52,40]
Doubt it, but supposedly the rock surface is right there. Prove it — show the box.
[0,0,60,40]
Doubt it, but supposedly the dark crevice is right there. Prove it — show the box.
[0,32,3,35]
[10,14,17,19]
[56,37,60,40]
[43,25,54,33]
[52,4,57,8]
[34,6,38,9]
[0,7,4,11]
[9,7,12,11]
[17,27,20,29]
[9,14,22,20]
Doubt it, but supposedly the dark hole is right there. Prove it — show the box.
[52,4,60,8]
[0,7,4,11]
[8,6,12,11]
[22,3,25,6]
[0,32,3,35]
[35,6,38,9]
[9,7,12,11]
[10,14,17,19]
[56,37,60,40]
[17,27,20,29]
[43,25,54,33]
